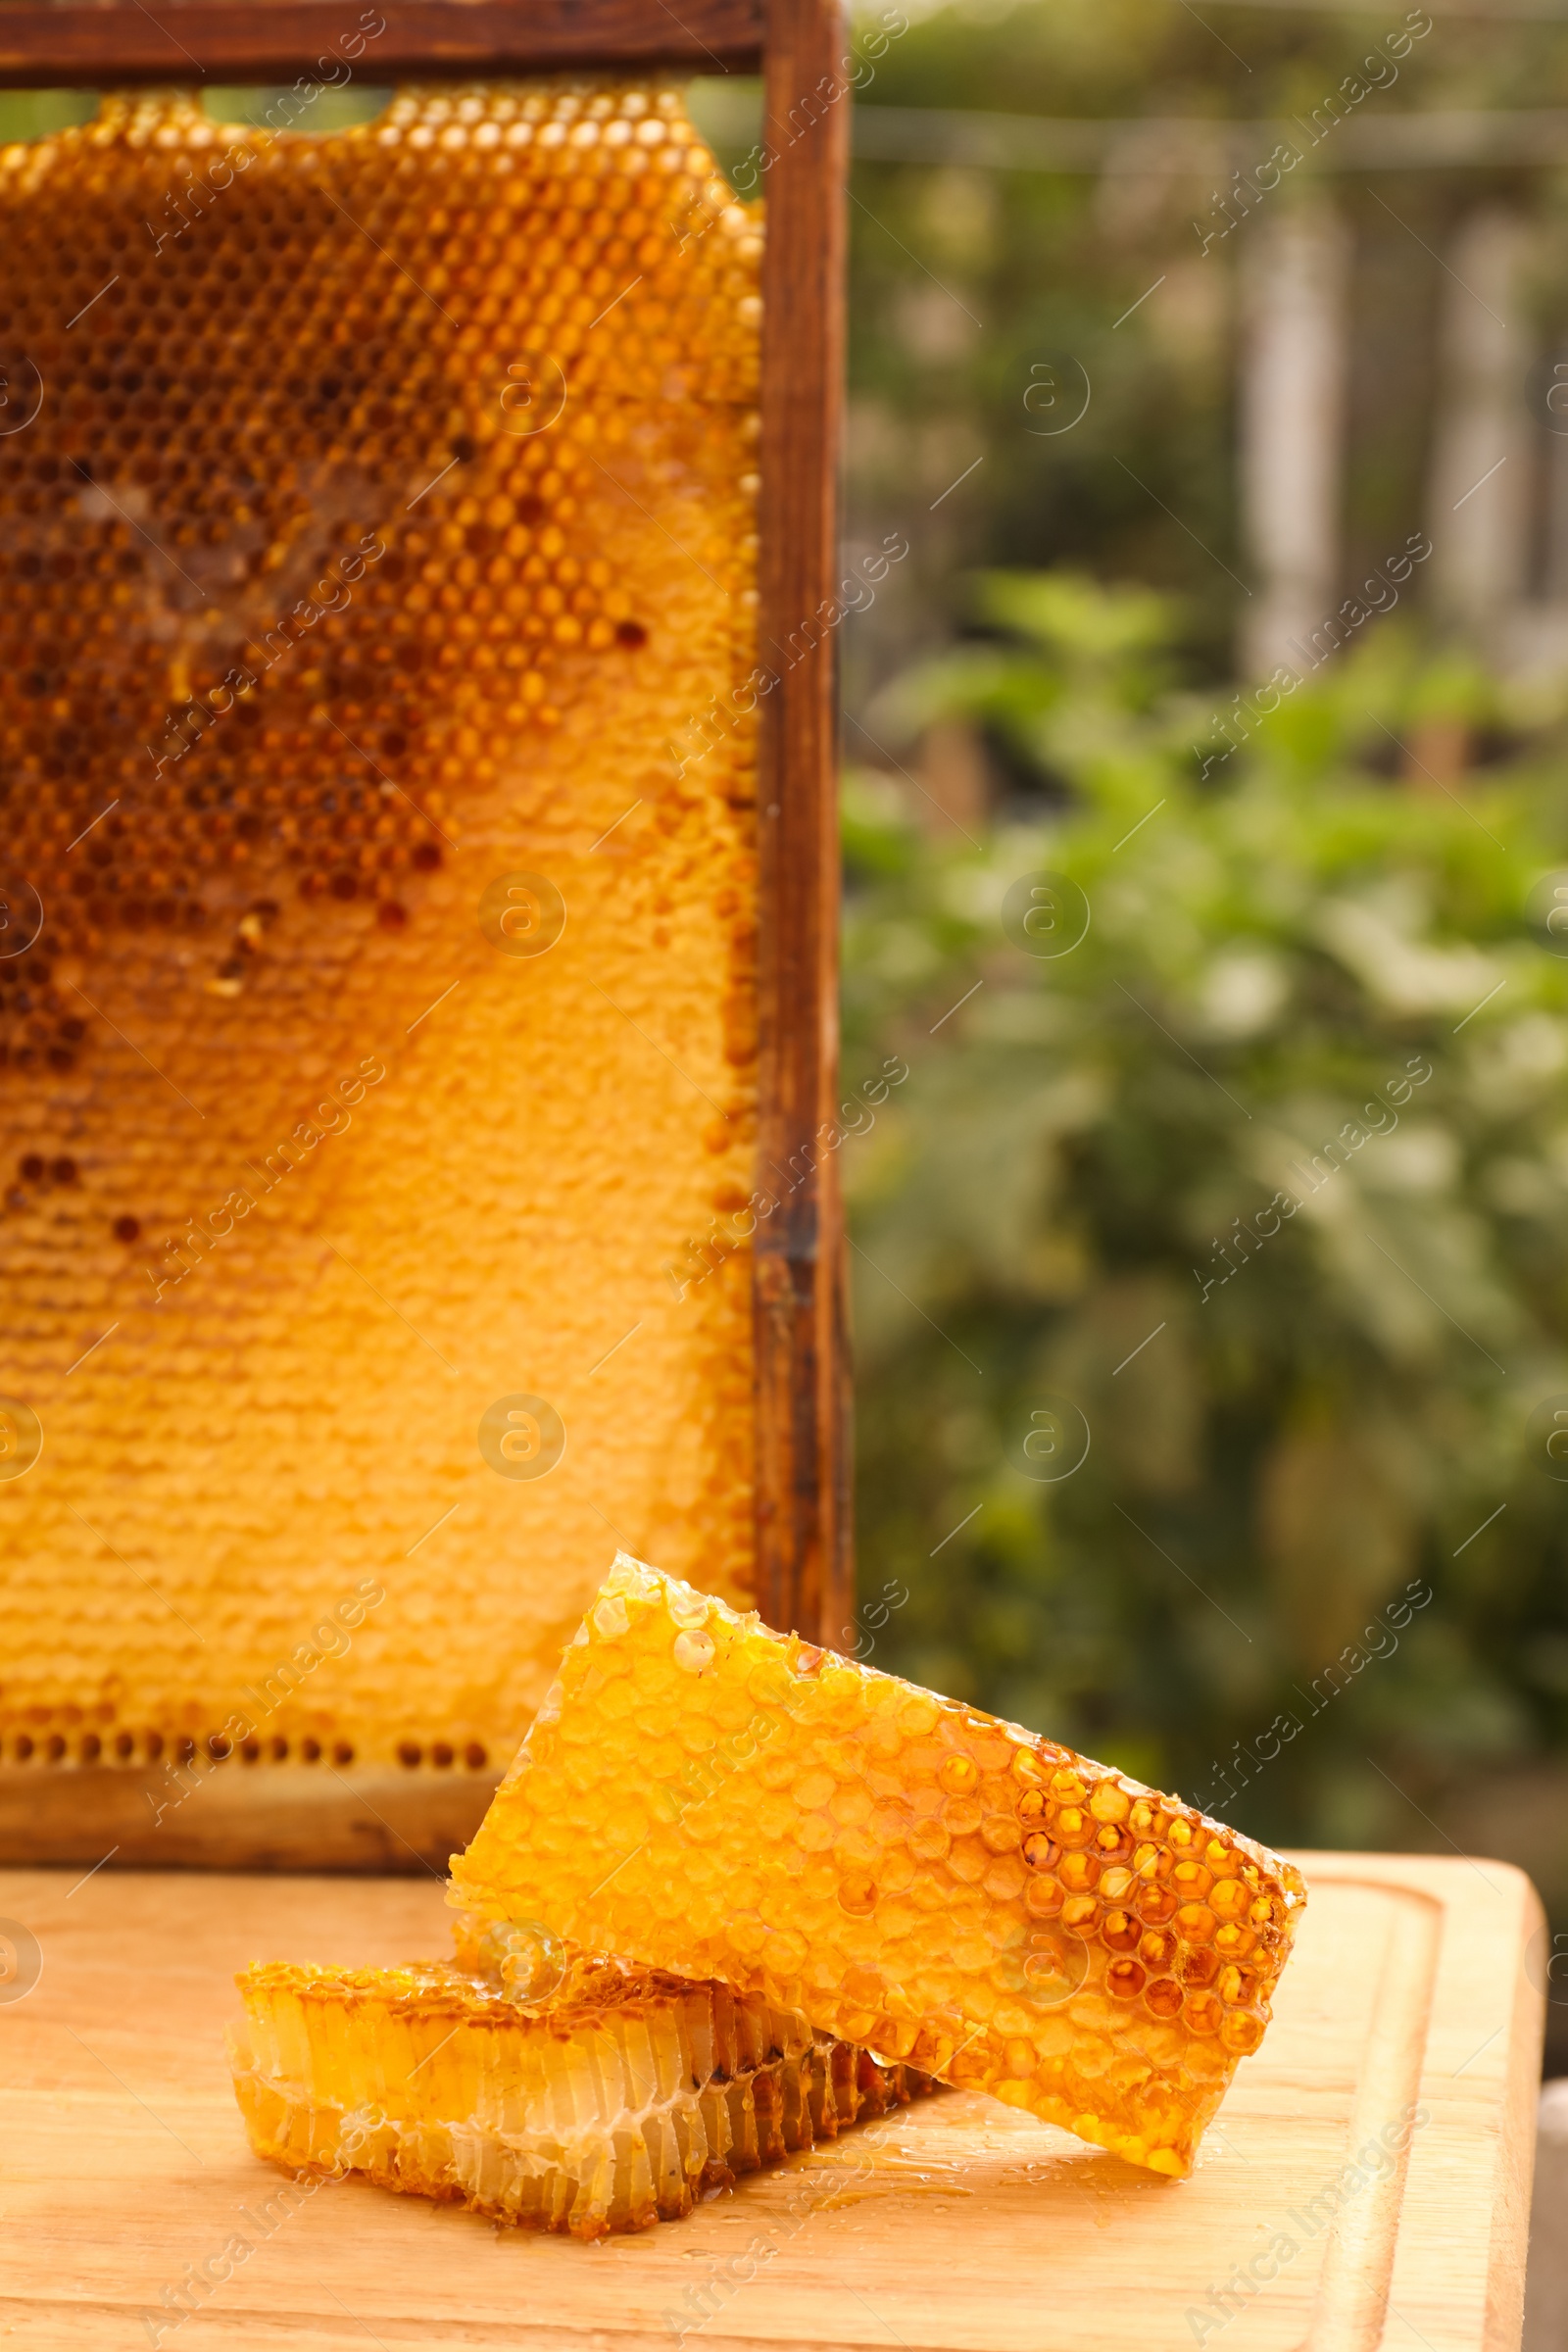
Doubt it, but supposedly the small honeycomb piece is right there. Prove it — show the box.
[230,1923,937,2236]
[449,1555,1308,2179]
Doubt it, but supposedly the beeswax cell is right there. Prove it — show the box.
[0,82,761,1776]
[230,1936,937,2236]
[449,1556,1307,2178]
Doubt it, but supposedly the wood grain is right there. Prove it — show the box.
[0,0,764,85]
[752,0,854,1649]
[0,1851,1542,2349]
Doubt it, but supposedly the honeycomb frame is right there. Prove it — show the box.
[0,0,853,1867]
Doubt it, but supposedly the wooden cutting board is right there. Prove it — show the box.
[0,1851,1543,2351]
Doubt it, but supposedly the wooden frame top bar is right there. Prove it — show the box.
[0,0,765,86]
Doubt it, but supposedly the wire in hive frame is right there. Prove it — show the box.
[0,0,850,1868]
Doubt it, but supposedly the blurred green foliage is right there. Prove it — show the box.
[843,571,1568,1858]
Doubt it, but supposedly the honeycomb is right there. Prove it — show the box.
[0,83,764,1775]
[449,1556,1308,2179]
[230,1920,937,2235]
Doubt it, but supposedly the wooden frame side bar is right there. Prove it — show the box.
[753,0,852,1645]
[0,0,763,85]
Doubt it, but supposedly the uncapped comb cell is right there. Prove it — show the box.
[230,1918,937,2236]
[450,1556,1307,2178]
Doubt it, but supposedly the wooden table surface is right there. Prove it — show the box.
[0,1851,1544,2352]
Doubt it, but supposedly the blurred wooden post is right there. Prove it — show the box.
[1238,199,1349,681]
[1427,209,1532,645]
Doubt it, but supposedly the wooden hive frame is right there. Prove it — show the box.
[0,0,850,1864]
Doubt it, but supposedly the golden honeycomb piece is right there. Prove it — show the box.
[230,1920,938,2237]
[449,1556,1308,2178]
[0,81,763,1780]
